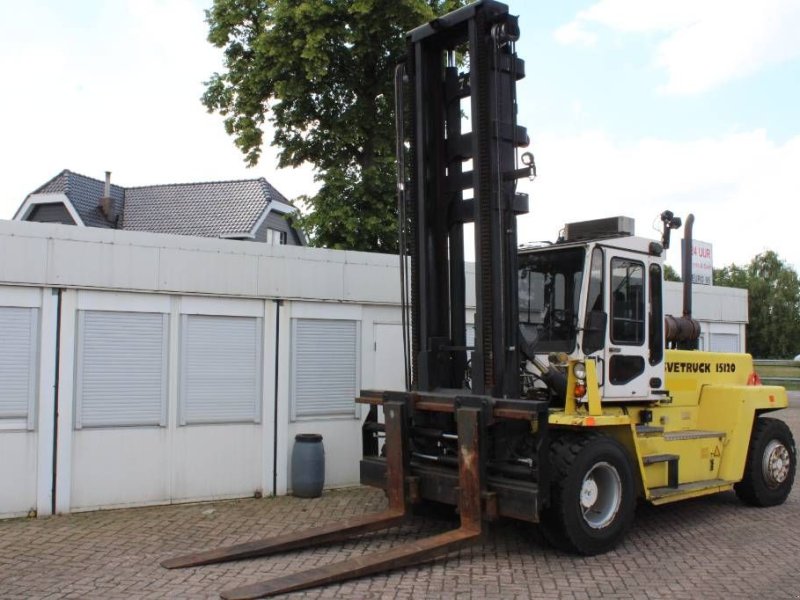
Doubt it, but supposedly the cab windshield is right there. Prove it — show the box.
[518,247,585,353]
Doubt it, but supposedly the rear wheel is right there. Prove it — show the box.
[735,417,796,507]
[540,433,636,555]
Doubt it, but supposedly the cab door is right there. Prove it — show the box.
[603,252,662,399]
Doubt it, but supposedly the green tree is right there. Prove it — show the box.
[663,264,681,282]
[714,251,800,358]
[203,0,465,252]
[713,263,748,289]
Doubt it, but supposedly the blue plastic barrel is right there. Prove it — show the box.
[291,433,325,498]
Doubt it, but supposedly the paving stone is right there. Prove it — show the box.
[0,404,798,599]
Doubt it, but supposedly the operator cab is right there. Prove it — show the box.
[518,216,665,401]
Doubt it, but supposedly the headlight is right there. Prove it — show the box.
[573,361,586,380]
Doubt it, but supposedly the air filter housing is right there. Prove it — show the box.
[563,216,634,242]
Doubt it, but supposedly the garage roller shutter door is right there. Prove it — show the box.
[711,333,739,353]
[292,319,359,418]
[75,310,168,428]
[180,315,262,424]
[0,307,38,428]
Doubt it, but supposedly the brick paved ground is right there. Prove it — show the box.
[2,395,798,600]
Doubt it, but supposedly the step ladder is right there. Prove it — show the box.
[637,428,731,503]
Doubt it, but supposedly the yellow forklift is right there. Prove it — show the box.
[162,2,795,596]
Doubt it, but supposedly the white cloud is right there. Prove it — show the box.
[553,21,597,47]
[569,0,707,33]
[555,0,800,94]
[2,0,798,280]
[0,0,316,219]
[515,130,800,272]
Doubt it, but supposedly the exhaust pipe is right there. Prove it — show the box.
[682,214,694,322]
[664,213,701,350]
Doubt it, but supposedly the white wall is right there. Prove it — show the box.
[280,303,405,492]
[0,285,56,518]
[664,281,748,352]
[0,220,405,304]
[54,290,271,513]
[0,432,38,517]
[0,221,749,518]
[0,222,413,517]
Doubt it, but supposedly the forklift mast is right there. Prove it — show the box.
[161,5,551,597]
[400,0,532,398]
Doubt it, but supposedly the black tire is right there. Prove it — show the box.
[734,417,796,507]
[540,433,636,555]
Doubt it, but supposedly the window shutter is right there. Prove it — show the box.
[711,333,739,353]
[75,311,168,428]
[180,315,262,424]
[0,307,38,428]
[292,319,359,418]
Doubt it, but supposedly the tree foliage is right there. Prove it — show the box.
[714,251,800,358]
[663,264,681,282]
[203,0,465,252]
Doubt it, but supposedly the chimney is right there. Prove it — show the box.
[99,170,116,223]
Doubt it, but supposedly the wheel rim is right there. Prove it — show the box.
[579,461,622,529]
[762,440,791,489]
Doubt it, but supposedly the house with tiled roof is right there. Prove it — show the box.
[13,170,306,245]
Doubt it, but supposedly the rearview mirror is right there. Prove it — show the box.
[583,310,607,355]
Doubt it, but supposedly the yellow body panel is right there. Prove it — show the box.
[663,349,755,396]
[637,433,724,488]
[695,384,788,481]
[648,482,735,506]
[548,351,789,504]
[548,412,631,427]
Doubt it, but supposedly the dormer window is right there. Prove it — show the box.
[266,228,287,245]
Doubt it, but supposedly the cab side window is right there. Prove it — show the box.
[586,247,604,312]
[610,258,645,345]
[649,263,664,365]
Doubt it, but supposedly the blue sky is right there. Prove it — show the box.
[520,3,800,143]
[511,0,800,272]
[1,0,798,273]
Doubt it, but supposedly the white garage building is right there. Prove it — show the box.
[0,221,746,519]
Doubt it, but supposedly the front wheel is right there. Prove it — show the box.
[540,433,636,555]
[734,417,796,507]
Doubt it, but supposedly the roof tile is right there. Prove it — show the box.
[28,170,294,239]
